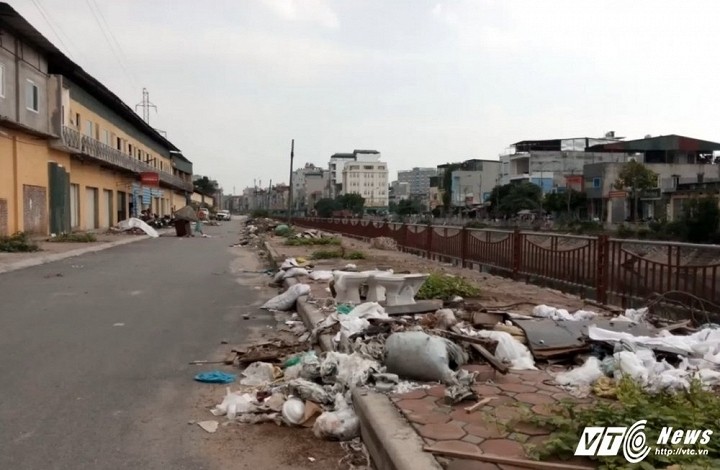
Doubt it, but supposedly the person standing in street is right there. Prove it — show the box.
[194,209,205,236]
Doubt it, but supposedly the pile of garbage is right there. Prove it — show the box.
[235,217,279,247]
[288,229,336,240]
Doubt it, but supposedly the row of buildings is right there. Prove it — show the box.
[0,4,201,236]
[234,131,720,225]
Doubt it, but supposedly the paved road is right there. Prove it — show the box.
[0,219,278,469]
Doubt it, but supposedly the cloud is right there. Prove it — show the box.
[259,0,340,29]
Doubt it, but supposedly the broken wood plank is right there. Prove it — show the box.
[449,326,509,375]
[384,299,443,315]
[661,319,692,332]
[422,446,593,470]
[431,329,497,351]
[464,396,494,413]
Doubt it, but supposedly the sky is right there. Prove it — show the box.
[10,0,720,192]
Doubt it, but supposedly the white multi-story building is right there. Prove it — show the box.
[342,159,389,209]
[292,163,327,211]
[328,149,382,198]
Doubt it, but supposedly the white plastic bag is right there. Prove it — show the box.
[320,352,381,389]
[434,309,458,330]
[239,362,276,386]
[464,328,537,370]
[212,389,258,419]
[555,357,604,386]
[614,351,649,383]
[261,283,311,310]
[533,304,596,321]
[312,394,360,441]
[280,258,299,269]
[283,267,309,279]
[309,270,334,281]
[384,331,468,382]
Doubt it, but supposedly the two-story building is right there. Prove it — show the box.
[0,3,192,235]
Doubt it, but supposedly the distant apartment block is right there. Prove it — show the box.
[450,159,500,207]
[292,163,328,212]
[397,167,437,205]
[327,149,381,198]
[342,159,389,210]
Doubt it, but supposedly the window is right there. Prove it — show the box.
[84,120,93,137]
[76,113,81,128]
[592,177,601,188]
[364,165,373,170]
[102,130,110,146]
[25,79,39,112]
[0,63,5,98]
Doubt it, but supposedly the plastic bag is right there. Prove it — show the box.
[312,394,360,441]
[299,351,322,381]
[282,397,305,425]
[465,328,536,370]
[624,307,649,323]
[280,258,299,269]
[384,332,468,382]
[434,309,458,330]
[555,357,604,386]
[614,351,649,383]
[533,305,596,321]
[212,389,258,419]
[261,283,311,310]
[288,378,333,404]
[320,352,381,389]
[309,270,334,281]
[283,267,309,279]
[239,362,276,386]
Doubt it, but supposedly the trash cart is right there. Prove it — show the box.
[174,219,191,237]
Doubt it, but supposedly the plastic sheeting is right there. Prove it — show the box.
[461,327,537,370]
[261,283,311,311]
[533,305,597,321]
[117,217,159,238]
[384,331,468,382]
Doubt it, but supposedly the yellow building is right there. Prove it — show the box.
[0,3,193,236]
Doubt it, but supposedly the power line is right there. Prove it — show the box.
[89,0,140,86]
[30,0,75,60]
[84,0,139,90]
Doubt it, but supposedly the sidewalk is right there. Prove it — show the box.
[0,231,169,275]
[265,235,598,470]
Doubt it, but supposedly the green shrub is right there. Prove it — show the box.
[615,223,635,238]
[0,232,40,252]
[524,377,720,469]
[416,272,480,300]
[311,249,343,259]
[345,251,366,260]
[465,221,488,229]
[285,237,341,246]
[50,233,97,243]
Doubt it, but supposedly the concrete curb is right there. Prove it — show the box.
[0,234,159,275]
[281,273,441,470]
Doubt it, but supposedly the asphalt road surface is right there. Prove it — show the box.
[0,219,345,469]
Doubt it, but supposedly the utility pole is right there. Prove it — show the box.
[135,88,157,124]
[288,139,295,224]
[268,179,272,211]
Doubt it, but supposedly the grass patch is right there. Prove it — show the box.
[312,249,343,259]
[416,272,480,300]
[345,250,366,260]
[285,237,341,246]
[50,233,97,243]
[523,377,720,469]
[0,232,40,253]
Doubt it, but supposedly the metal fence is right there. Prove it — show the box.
[294,217,720,314]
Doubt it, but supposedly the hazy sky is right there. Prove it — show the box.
[11,0,720,191]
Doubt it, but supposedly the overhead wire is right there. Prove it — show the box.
[89,0,140,87]
[30,0,75,60]
[84,0,140,91]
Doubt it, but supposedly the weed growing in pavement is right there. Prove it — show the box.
[285,237,341,246]
[50,233,97,243]
[523,377,720,469]
[415,272,480,300]
[0,232,40,252]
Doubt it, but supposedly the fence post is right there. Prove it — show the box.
[401,223,408,252]
[460,227,467,268]
[426,223,433,260]
[596,235,609,304]
[512,228,522,279]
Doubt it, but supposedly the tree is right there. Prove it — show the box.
[489,183,542,216]
[681,196,720,243]
[397,199,423,216]
[193,176,218,196]
[336,193,365,213]
[543,190,587,216]
[314,198,339,218]
[613,161,658,222]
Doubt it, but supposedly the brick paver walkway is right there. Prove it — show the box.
[392,365,597,469]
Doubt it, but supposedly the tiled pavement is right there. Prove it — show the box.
[391,365,597,469]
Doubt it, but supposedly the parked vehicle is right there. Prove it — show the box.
[216,210,231,221]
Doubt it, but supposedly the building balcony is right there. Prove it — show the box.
[52,126,193,192]
[509,173,531,181]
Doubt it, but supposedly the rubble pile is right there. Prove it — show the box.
[370,237,398,251]
[234,217,279,248]
[289,229,336,240]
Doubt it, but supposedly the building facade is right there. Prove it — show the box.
[450,159,501,207]
[292,163,327,212]
[327,149,382,198]
[397,167,437,206]
[342,159,389,209]
[0,4,192,235]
